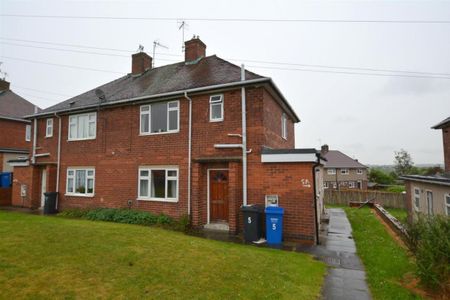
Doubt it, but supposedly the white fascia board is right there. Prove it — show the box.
[9,162,30,167]
[261,153,318,163]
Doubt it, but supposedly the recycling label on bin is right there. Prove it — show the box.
[270,217,279,231]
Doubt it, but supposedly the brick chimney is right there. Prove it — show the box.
[0,79,10,91]
[185,36,206,63]
[321,144,329,155]
[131,52,152,75]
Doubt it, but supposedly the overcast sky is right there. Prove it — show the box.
[1,0,449,165]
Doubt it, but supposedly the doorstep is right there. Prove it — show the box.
[203,222,229,231]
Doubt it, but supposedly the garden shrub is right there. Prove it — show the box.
[57,208,190,231]
[406,215,450,292]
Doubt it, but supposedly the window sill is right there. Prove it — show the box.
[65,193,95,198]
[139,130,179,136]
[209,119,223,123]
[45,136,53,139]
[67,137,96,142]
[137,197,178,203]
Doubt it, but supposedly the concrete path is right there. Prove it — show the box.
[321,208,371,300]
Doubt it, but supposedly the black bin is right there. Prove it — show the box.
[241,204,264,242]
[43,192,58,215]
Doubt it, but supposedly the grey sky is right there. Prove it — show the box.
[1,0,449,165]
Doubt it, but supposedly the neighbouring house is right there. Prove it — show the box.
[0,79,39,205]
[402,117,450,219]
[320,144,368,190]
[12,37,325,244]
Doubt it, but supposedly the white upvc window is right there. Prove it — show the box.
[357,169,363,175]
[413,187,420,211]
[327,168,336,175]
[25,124,31,141]
[426,190,433,215]
[341,169,349,175]
[66,168,95,197]
[68,112,96,141]
[209,95,223,122]
[46,118,53,137]
[349,181,355,188]
[444,194,450,216]
[323,182,328,189]
[140,101,179,135]
[281,113,287,140]
[332,183,337,189]
[138,166,179,202]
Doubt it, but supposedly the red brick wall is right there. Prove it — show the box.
[247,162,317,243]
[0,119,30,150]
[12,165,40,208]
[262,89,295,149]
[34,117,59,163]
[442,125,450,172]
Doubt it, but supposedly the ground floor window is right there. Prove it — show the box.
[66,168,95,196]
[323,182,328,189]
[348,181,355,188]
[413,187,420,211]
[138,167,178,202]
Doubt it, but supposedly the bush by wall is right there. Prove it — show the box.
[406,215,450,293]
[58,208,190,232]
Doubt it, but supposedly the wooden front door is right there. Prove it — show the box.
[209,170,229,222]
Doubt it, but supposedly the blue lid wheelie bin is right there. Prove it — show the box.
[265,206,284,245]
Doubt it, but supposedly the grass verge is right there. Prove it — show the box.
[0,211,326,299]
[344,207,421,299]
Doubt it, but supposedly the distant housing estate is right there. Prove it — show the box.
[321,145,368,190]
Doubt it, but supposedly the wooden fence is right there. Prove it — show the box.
[324,190,406,209]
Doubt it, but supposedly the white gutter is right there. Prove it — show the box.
[214,144,244,149]
[25,78,271,119]
[0,115,31,123]
[183,91,192,216]
[55,113,62,210]
[241,64,248,206]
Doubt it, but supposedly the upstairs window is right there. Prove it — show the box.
[340,169,349,175]
[68,112,96,141]
[140,101,179,134]
[25,124,31,142]
[281,113,287,139]
[357,169,363,175]
[327,169,336,175]
[46,118,53,137]
[209,95,223,122]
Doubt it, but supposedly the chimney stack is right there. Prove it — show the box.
[185,36,206,63]
[321,144,329,155]
[0,79,10,91]
[131,52,152,75]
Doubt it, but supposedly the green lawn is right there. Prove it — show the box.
[0,211,326,299]
[385,208,408,224]
[344,207,421,299]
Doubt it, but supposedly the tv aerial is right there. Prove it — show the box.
[152,40,169,68]
[177,20,189,53]
[95,88,106,102]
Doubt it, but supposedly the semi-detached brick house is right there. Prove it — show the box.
[12,37,325,244]
[0,79,39,205]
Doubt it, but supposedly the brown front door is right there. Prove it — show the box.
[209,170,229,222]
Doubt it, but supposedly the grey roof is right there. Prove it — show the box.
[323,150,367,169]
[0,90,39,119]
[400,174,450,186]
[432,116,450,129]
[36,55,298,122]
